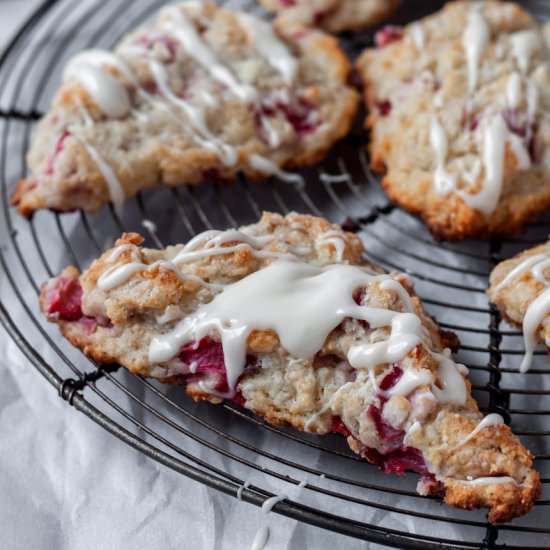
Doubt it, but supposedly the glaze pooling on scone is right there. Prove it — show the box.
[39,212,540,523]
[489,242,550,371]
[12,2,358,216]
[357,1,550,240]
[259,0,400,33]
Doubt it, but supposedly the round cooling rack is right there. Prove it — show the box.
[1,1,549,548]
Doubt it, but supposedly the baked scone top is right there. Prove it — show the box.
[12,2,358,216]
[358,1,550,239]
[488,241,550,371]
[41,212,539,522]
[259,0,400,33]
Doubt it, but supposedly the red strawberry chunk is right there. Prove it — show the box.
[45,130,70,176]
[379,364,403,391]
[180,338,257,395]
[180,338,230,394]
[367,404,404,443]
[502,109,527,138]
[331,416,351,438]
[258,96,319,140]
[135,34,177,62]
[376,100,392,117]
[375,26,404,48]
[46,276,83,321]
[362,445,428,475]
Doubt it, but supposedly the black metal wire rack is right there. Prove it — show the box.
[0,0,549,548]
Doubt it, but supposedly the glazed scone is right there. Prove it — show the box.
[41,212,539,523]
[488,241,550,372]
[259,0,400,33]
[12,2,358,216]
[357,1,550,240]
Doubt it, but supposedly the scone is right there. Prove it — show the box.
[41,211,540,523]
[12,2,358,216]
[259,0,400,34]
[488,241,550,372]
[357,1,550,240]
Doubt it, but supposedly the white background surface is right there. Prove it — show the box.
[0,3,369,549]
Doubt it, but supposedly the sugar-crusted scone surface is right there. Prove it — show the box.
[357,1,550,240]
[40,211,539,522]
[488,241,550,371]
[12,2,358,216]
[259,0,399,33]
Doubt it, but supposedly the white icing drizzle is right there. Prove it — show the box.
[64,51,132,118]
[459,115,507,215]
[248,154,305,188]
[495,253,549,291]
[156,306,186,325]
[386,368,433,398]
[458,476,517,486]
[510,30,539,75]
[493,248,550,372]
[520,287,550,373]
[506,72,522,110]
[250,526,269,550]
[458,413,504,446]
[148,59,237,166]
[430,116,456,196]
[142,219,157,233]
[315,231,346,262]
[526,79,539,125]
[172,228,293,265]
[108,243,137,262]
[347,313,422,372]
[411,24,425,50]
[260,116,282,149]
[161,6,257,101]
[431,351,468,404]
[149,261,468,404]
[98,262,146,290]
[78,139,126,209]
[237,13,298,84]
[463,6,490,94]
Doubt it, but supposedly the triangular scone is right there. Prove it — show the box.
[41,212,540,522]
[488,241,550,372]
[357,1,550,240]
[259,0,399,34]
[12,3,358,217]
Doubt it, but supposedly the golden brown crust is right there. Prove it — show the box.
[40,211,540,522]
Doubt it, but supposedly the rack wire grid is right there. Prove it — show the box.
[1,0,549,548]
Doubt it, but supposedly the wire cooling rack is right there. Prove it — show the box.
[1,0,549,548]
